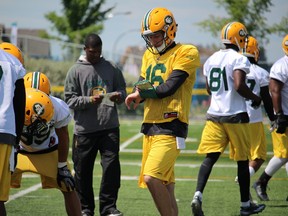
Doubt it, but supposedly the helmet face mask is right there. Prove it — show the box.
[24,72,51,95]
[240,36,260,62]
[141,7,177,54]
[221,22,248,50]
[26,116,50,136]
[0,42,24,64]
[282,34,288,56]
[142,30,166,54]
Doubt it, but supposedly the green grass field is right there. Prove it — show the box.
[5,118,288,216]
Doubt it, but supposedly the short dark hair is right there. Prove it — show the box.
[84,33,102,48]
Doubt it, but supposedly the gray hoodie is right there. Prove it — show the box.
[64,55,127,135]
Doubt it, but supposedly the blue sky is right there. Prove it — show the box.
[1,0,287,64]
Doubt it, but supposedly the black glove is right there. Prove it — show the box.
[275,111,288,134]
[57,165,75,191]
[251,98,262,109]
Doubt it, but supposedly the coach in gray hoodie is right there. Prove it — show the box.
[64,33,126,216]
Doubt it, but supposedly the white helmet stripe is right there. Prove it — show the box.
[224,22,235,40]
[143,8,154,31]
[32,71,41,90]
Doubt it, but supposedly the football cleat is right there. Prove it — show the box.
[191,195,204,216]
[252,182,269,201]
[105,209,123,216]
[240,202,266,216]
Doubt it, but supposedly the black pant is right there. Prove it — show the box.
[72,128,121,216]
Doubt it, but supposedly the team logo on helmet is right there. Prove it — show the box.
[239,29,247,37]
[165,15,173,25]
[164,15,173,31]
[33,103,45,116]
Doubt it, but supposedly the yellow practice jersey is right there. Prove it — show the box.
[141,43,200,124]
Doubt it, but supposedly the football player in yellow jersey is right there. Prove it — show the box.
[125,7,200,216]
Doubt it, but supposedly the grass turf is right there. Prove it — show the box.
[6,118,288,216]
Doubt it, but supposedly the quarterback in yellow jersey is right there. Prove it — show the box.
[125,7,200,216]
[140,43,199,124]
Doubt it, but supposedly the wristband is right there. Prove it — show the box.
[58,162,67,168]
[139,89,158,98]
[134,80,158,99]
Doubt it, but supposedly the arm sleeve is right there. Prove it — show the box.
[13,78,26,144]
[155,70,188,98]
[260,86,276,121]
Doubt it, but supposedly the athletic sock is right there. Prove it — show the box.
[265,156,288,176]
[238,160,250,202]
[195,153,220,192]
[249,166,255,178]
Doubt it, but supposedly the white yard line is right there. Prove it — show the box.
[7,183,42,203]
[120,133,142,151]
[7,132,274,203]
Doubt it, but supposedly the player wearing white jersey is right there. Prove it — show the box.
[0,45,26,216]
[191,22,265,216]
[253,34,288,201]
[11,71,82,216]
[233,36,275,184]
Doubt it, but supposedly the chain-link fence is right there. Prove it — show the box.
[2,33,211,116]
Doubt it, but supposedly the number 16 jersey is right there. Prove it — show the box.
[204,49,250,116]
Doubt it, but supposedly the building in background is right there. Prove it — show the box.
[0,23,51,59]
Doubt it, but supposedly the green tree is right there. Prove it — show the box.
[45,0,114,44]
[197,0,288,62]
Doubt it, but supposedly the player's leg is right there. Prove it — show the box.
[62,191,82,216]
[167,183,178,216]
[192,121,225,216]
[253,130,288,201]
[249,123,266,175]
[254,156,288,201]
[19,150,82,215]
[142,134,180,216]
[228,123,266,215]
[145,176,177,216]
[0,144,12,216]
